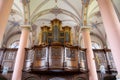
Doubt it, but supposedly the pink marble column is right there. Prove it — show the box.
[0,0,14,47]
[97,0,120,78]
[12,25,30,80]
[82,27,98,80]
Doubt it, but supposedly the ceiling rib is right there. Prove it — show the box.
[31,8,82,26]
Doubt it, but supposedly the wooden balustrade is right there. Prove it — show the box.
[0,47,116,74]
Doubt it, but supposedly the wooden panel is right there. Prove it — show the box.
[2,49,17,70]
[64,48,78,70]
[33,47,48,70]
[79,51,87,70]
[0,49,4,65]
[24,49,35,71]
[49,46,63,69]
[94,51,107,70]
[2,61,13,70]
[33,60,47,69]
[107,52,116,70]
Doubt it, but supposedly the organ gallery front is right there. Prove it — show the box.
[0,19,117,80]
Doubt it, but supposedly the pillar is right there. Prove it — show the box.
[12,25,30,80]
[0,0,14,47]
[97,0,120,79]
[82,27,98,80]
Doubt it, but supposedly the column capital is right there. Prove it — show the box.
[21,25,31,31]
[81,26,91,32]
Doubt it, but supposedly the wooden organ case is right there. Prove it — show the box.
[37,19,87,71]
[24,19,89,80]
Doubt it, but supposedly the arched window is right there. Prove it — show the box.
[9,40,19,48]
[92,41,101,49]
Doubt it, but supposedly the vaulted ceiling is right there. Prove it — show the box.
[3,0,120,47]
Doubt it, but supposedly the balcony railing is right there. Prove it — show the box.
[0,46,116,74]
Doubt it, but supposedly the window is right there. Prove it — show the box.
[9,40,19,48]
[92,41,101,49]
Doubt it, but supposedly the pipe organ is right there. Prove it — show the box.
[33,19,87,71]
[40,19,72,45]
[24,19,89,79]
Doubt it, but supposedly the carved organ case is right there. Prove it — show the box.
[32,47,48,70]
[30,19,88,71]
[39,19,72,45]
[48,46,64,70]
[64,47,79,70]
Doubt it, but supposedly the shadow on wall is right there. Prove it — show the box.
[104,75,116,80]
[49,77,66,80]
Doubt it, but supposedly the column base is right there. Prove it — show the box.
[116,74,120,80]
